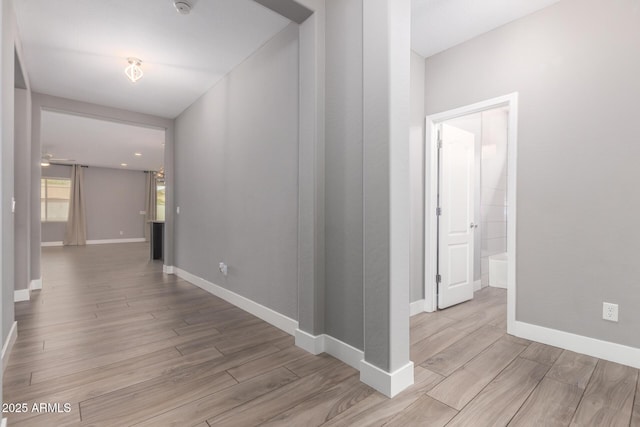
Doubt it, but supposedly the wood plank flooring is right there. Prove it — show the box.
[3,243,639,426]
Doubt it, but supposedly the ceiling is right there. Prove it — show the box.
[41,110,165,171]
[14,0,291,118]
[411,0,561,58]
[19,0,562,170]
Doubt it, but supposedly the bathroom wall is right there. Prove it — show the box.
[479,109,508,286]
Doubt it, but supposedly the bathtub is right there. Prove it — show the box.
[489,252,507,288]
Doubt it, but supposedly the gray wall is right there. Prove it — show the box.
[14,87,30,291]
[174,23,299,320]
[2,0,16,346]
[424,0,640,348]
[409,51,426,302]
[85,167,146,240]
[41,165,146,242]
[324,0,364,350]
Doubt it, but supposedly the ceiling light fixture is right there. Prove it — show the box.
[125,57,144,83]
[173,0,192,15]
[121,163,128,167]
[134,152,142,156]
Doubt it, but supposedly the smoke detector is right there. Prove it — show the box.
[173,1,192,15]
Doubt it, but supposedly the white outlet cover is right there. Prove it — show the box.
[602,302,618,322]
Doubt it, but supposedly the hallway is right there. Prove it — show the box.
[2,243,639,426]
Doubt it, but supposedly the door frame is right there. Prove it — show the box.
[424,93,518,335]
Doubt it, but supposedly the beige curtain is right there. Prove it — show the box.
[64,165,87,246]
[144,172,157,241]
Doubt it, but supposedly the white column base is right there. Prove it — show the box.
[360,360,414,398]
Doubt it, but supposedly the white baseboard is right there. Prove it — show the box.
[163,265,175,274]
[14,289,30,302]
[86,238,146,245]
[41,241,63,247]
[30,278,43,290]
[1,417,6,427]
[474,279,482,291]
[2,321,18,372]
[512,320,640,370]
[360,360,415,398]
[295,329,325,355]
[294,329,364,370]
[296,328,418,397]
[324,335,365,370]
[176,266,414,398]
[410,299,425,317]
[174,267,298,335]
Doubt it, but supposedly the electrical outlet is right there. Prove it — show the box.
[602,302,618,322]
[219,262,228,276]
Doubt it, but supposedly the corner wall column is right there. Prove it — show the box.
[361,0,413,397]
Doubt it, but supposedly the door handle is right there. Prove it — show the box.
[470,222,478,229]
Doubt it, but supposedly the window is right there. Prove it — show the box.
[156,182,166,221]
[41,178,71,222]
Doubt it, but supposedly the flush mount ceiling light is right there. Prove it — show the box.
[134,152,142,157]
[173,0,192,15]
[121,163,128,167]
[125,57,144,83]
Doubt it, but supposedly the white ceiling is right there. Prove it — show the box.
[411,0,562,58]
[18,0,563,167]
[14,0,290,118]
[41,110,165,171]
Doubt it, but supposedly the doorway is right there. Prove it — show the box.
[424,93,518,333]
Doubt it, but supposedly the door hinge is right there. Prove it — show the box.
[436,274,441,284]
[436,207,442,216]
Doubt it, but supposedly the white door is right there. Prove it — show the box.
[438,123,475,309]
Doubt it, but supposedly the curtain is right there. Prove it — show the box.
[64,165,87,246]
[144,172,157,242]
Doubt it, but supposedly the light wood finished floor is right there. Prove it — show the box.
[3,243,639,426]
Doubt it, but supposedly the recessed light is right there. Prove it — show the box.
[134,152,142,156]
[121,163,128,167]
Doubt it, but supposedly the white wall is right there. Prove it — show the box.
[479,109,508,286]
